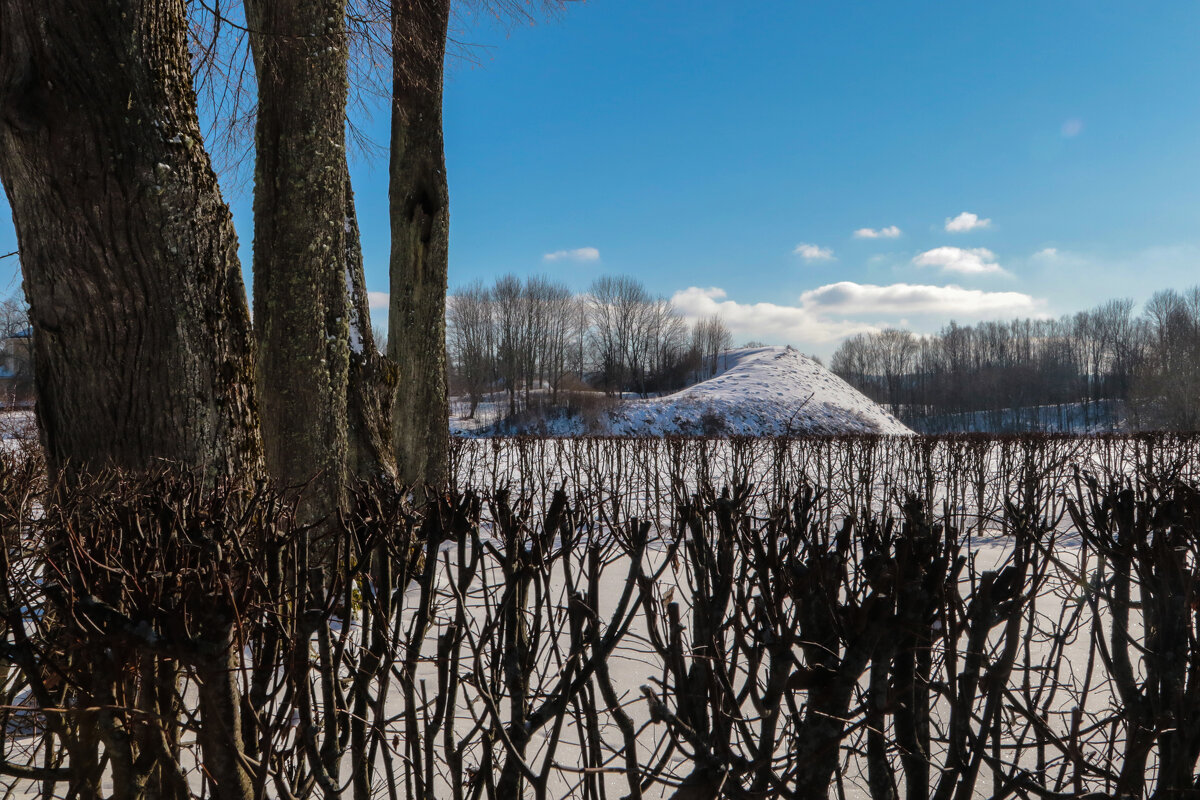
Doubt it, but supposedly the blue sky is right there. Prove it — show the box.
[2,1,1198,358]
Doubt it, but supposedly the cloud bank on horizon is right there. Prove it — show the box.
[670,282,1043,348]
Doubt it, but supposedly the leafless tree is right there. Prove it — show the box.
[588,276,646,393]
[875,328,918,415]
[447,281,495,417]
[691,314,733,380]
[491,274,527,416]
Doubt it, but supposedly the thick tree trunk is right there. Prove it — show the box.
[194,625,254,800]
[0,0,262,478]
[344,179,400,481]
[245,0,351,518]
[389,0,452,487]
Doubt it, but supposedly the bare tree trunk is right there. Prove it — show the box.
[344,177,400,480]
[245,0,351,518]
[194,625,254,800]
[0,0,261,478]
[389,0,451,487]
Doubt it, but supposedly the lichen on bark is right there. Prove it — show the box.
[245,0,354,519]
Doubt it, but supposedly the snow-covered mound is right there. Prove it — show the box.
[605,346,911,436]
[454,346,911,436]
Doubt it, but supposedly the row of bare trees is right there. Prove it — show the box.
[5,435,1200,798]
[450,276,584,418]
[831,288,1200,432]
[448,275,732,417]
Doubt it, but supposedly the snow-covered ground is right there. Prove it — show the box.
[398,534,1111,800]
[452,346,912,437]
[0,409,36,452]
[7,432,1193,798]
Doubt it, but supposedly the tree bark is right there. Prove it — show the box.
[0,0,262,478]
[389,0,452,487]
[244,0,352,519]
[194,625,254,800]
[344,178,399,481]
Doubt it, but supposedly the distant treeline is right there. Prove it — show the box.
[831,287,1200,432]
[447,274,731,417]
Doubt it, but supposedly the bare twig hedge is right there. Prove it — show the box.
[2,435,1199,798]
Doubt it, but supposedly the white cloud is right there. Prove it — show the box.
[367,291,389,309]
[793,243,834,261]
[853,225,902,239]
[944,212,991,233]
[1032,247,1059,260]
[1061,119,1084,138]
[913,246,1007,275]
[798,282,1040,317]
[543,247,600,263]
[669,282,1043,347]
[670,286,870,344]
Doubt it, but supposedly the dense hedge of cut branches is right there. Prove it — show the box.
[2,435,1199,798]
